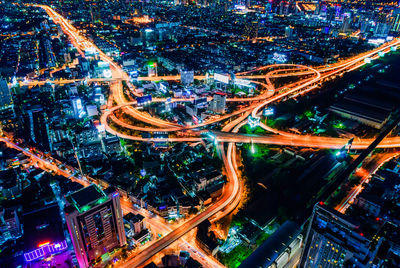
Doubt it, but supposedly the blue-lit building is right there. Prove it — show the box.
[23,203,68,263]
[301,203,374,267]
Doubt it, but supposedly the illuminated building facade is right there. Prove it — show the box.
[0,78,13,109]
[301,203,373,267]
[209,93,226,114]
[23,203,68,263]
[65,185,126,268]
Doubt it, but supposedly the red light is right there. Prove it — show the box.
[38,241,50,247]
[359,233,364,237]
[319,201,324,205]
[376,217,380,221]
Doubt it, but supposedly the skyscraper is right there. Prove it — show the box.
[180,70,194,86]
[22,105,51,151]
[209,93,226,114]
[0,78,13,109]
[65,185,126,268]
[71,97,85,118]
[301,203,374,267]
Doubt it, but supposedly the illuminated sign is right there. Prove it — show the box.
[263,108,274,116]
[24,240,68,262]
[364,58,372,64]
[391,46,397,52]
[38,241,50,248]
[235,79,253,87]
[272,52,288,63]
[368,38,385,45]
[378,51,385,57]
[148,62,157,68]
[214,73,229,84]
[129,70,139,77]
[234,4,246,10]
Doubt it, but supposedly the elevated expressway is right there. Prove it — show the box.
[108,40,400,266]
[35,4,400,267]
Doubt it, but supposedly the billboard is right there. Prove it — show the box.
[235,79,253,87]
[368,38,385,46]
[214,73,229,84]
[263,108,274,116]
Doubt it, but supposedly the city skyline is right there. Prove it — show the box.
[1,0,400,268]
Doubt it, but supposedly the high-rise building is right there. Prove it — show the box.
[301,203,374,267]
[285,26,294,39]
[209,93,226,114]
[392,11,400,32]
[341,16,351,33]
[245,0,251,8]
[65,185,126,268]
[22,105,51,151]
[147,62,157,77]
[0,78,13,109]
[244,21,259,39]
[71,97,85,118]
[374,22,390,38]
[0,208,22,245]
[180,70,194,85]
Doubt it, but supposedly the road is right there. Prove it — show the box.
[335,152,400,213]
[25,4,400,267]
[121,141,240,267]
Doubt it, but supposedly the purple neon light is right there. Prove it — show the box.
[24,240,68,262]
[113,192,119,197]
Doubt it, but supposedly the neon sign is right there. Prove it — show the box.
[24,240,68,262]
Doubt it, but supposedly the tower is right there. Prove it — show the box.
[65,185,126,268]
[0,78,13,110]
[301,203,373,267]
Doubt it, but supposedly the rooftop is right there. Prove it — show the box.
[67,184,108,213]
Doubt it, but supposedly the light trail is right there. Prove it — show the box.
[26,4,400,267]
